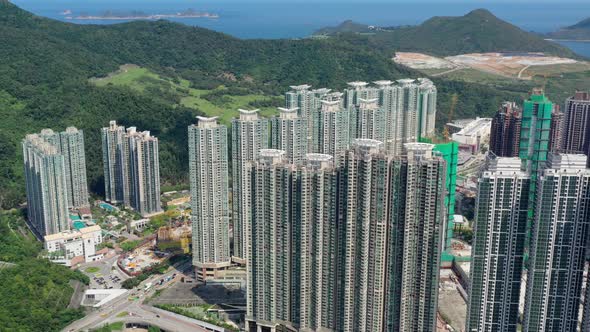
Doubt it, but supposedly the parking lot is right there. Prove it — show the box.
[80,255,129,289]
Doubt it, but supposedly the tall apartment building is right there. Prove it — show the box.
[188,116,231,280]
[417,78,438,139]
[22,133,70,237]
[126,128,162,216]
[340,139,391,332]
[299,153,342,332]
[353,98,386,143]
[231,109,269,263]
[246,149,299,332]
[270,107,307,166]
[523,153,590,332]
[48,127,90,208]
[102,121,129,205]
[340,140,445,332]
[286,85,330,150]
[385,143,446,332]
[102,121,161,216]
[549,105,564,153]
[562,91,590,166]
[466,157,530,332]
[314,99,350,164]
[489,101,522,157]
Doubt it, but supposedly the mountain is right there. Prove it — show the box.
[546,17,590,40]
[0,2,527,209]
[315,9,576,57]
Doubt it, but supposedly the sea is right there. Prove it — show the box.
[11,0,590,58]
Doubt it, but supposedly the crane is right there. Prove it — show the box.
[443,93,459,141]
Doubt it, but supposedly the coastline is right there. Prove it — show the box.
[65,13,219,21]
[545,38,590,43]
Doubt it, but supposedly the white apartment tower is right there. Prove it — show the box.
[231,109,269,263]
[126,128,162,216]
[246,149,298,332]
[102,121,161,216]
[101,121,130,205]
[188,116,231,280]
[523,153,590,332]
[22,134,70,237]
[466,157,530,332]
[270,107,308,166]
[314,99,350,164]
[299,153,341,332]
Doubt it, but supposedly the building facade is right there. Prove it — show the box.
[101,121,130,205]
[562,91,590,166]
[126,128,162,216]
[23,133,70,237]
[188,117,231,280]
[270,107,307,166]
[231,109,269,263]
[246,149,298,332]
[314,100,350,164]
[102,121,161,216]
[523,153,590,332]
[489,101,522,157]
[466,157,530,332]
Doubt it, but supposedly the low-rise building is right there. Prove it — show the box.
[44,225,104,266]
[452,117,493,154]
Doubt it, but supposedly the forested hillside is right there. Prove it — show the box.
[0,1,527,208]
[0,210,89,331]
[315,9,577,58]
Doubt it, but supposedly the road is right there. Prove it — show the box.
[63,260,204,332]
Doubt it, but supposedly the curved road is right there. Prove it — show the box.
[63,261,206,332]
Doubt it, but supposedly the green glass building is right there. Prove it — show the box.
[518,90,553,228]
[419,138,459,252]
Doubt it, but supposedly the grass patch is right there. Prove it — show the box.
[119,239,141,252]
[115,311,128,318]
[85,267,100,273]
[92,321,125,332]
[91,65,279,125]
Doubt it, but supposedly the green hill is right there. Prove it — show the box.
[547,17,590,40]
[315,9,576,57]
[0,2,527,208]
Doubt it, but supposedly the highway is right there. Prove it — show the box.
[63,260,207,332]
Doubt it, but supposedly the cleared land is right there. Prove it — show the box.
[394,51,589,80]
[91,65,279,124]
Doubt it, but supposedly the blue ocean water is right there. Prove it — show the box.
[10,0,590,57]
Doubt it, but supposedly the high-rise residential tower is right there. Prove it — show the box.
[52,127,90,208]
[22,133,70,237]
[385,143,446,332]
[102,121,161,216]
[126,128,162,216]
[549,105,563,153]
[286,85,329,151]
[231,109,269,263]
[466,157,530,332]
[188,116,231,280]
[490,101,522,157]
[246,149,299,332]
[523,153,590,332]
[102,120,130,205]
[314,100,350,164]
[299,153,342,332]
[354,98,386,143]
[562,91,590,166]
[270,107,307,166]
[417,78,438,139]
[341,140,445,332]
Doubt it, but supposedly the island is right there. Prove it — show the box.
[65,9,219,21]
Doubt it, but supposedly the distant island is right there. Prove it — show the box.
[546,17,590,41]
[65,9,219,21]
